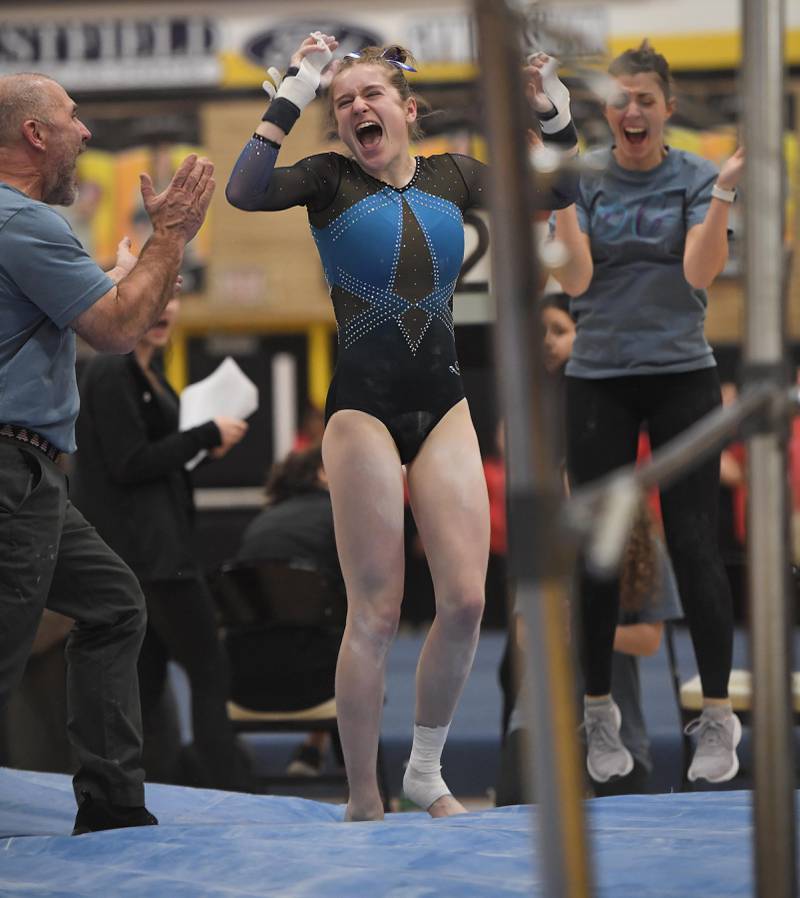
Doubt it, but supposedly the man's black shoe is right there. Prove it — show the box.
[71,791,158,836]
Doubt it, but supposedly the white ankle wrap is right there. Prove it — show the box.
[402,724,452,810]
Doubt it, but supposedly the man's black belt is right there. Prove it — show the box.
[0,423,62,462]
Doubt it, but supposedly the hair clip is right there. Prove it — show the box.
[344,50,417,73]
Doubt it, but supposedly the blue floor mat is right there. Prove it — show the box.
[0,768,770,897]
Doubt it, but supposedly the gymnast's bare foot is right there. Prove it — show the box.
[427,794,468,817]
[344,797,384,822]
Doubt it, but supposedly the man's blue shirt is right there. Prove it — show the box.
[0,183,112,452]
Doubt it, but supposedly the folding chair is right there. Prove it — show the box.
[210,558,391,809]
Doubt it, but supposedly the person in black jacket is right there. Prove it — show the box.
[72,296,251,791]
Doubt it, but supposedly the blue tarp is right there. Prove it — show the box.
[0,768,761,897]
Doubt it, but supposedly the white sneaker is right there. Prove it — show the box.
[686,707,742,783]
[584,699,634,783]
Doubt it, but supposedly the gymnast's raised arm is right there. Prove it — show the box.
[225,32,338,212]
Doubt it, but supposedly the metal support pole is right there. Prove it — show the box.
[474,2,591,896]
[741,2,796,896]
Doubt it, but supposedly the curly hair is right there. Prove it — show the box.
[619,499,660,613]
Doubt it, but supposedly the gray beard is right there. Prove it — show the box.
[43,163,77,206]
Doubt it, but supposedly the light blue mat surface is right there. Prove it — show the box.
[0,767,766,897]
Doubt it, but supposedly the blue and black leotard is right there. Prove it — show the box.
[227,140,576,463]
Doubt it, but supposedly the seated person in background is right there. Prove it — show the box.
[236,445,339,576]
[499,292,572,734]
[292,404,325,452]
[234,445,342,776]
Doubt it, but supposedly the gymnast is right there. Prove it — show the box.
[226,31,577,820]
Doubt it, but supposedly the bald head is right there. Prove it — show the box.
[0,73,91,205]
[0,73,61,148]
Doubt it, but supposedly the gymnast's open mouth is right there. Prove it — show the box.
[356,121,383,147]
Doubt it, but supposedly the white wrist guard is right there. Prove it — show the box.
[275,32,333,112]
[536,56,572,135]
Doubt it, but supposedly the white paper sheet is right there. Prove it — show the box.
[179,357,259,470]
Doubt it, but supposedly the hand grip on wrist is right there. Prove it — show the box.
[262,67,283,101]
[536,56,572,135]
[275,33,333,112]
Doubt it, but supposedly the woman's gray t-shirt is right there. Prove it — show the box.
[565,147,721,379]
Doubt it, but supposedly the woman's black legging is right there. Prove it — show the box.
[566,367,733,699]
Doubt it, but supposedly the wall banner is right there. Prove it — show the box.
[0,8,485,92]
[3,4,789,94]
[0,17,220,89]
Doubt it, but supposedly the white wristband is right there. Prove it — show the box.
[711,183,737,203]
